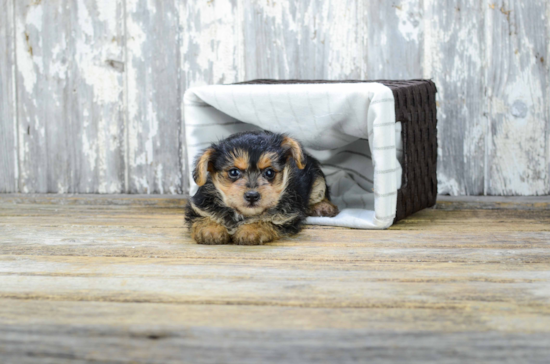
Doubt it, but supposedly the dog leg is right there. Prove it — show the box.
[308,175,327,206]
[232,221,280,245]
[191,218,231,245]
[308,198,339,217]
[308,175,339,217]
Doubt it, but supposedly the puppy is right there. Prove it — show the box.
[185,131,339,245]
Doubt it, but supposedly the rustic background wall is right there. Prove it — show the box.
[0,0,548,196]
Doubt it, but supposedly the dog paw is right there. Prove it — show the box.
[308,199,339,217]
[232,222,279,245]
[191,219,231,245]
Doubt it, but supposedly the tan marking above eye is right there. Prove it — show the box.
[233,157,248,170]
[258,152,277,170]
[229,149,249,170]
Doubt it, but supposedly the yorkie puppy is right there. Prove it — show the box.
[185,131,339,245]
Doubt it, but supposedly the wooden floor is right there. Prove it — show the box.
[1,195,549,363]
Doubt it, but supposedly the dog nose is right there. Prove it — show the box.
[244,191,261,203]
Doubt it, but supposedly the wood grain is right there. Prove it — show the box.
[241,0,368,79]
[0,197,550,362]
[182,0,245,86]
[436,195,550,210]
[0,0,17,193]
[424,0,486,195]
[14,0,126,193]
[126,0,184,194]
[1,317,547,364]
[485,1,549,195]
[2,0,549,195]
[367,1,423,79]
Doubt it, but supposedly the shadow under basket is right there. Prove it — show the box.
[184,79,438,228]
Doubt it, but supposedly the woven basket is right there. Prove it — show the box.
[236,79,438,222]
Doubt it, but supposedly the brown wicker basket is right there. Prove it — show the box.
[236,79,438,223]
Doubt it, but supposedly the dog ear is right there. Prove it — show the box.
[281,136,305,169]
[193,148,215,186]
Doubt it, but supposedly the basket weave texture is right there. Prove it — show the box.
[235,79,438,222]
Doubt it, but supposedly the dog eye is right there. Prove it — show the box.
[263,168,275,179]
[228,169,241,178]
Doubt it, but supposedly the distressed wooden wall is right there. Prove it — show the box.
[0,0,548,195]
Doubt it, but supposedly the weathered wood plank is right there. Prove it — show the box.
[1,322,548,364]
[436,195,550,210]
[0,204,549,265]
[2,1,550,196]
[1,233,549,263]
[180,0,250,193]
[0,0,17,193]
[424,0,486,195]
[367,1,423,79]
[547,0,550,195]
[0,200,549,363]
[0,300,549,364]
[1,255,550,308]
[1,299,549,333]
[14,0,126,193]
[0,193,187,207]
[1,203,549,231]
[182,0,369,82]
[1,218,550,258]
[485,1,549,195]
[2,193,550,209]
[241,0,367,79]
[182,0,245,86]
[126,0,183,194]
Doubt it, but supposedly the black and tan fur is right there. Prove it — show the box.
[185,131,338,245]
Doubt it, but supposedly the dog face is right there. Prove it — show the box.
[193,131,305,216]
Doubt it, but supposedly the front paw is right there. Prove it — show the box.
[233,222,279,245]
[308,198,339,217]
[191,218,231,245]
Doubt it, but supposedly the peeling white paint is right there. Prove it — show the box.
[421,1,435,79]
[143,101,159,169]
[132,175,150,194]
[546,2,550,192]
[486,0,548,195]
[183,0,242,84]
[26,3,43,32]
[77,0,94,37]
[82,121,97,172]
[125,15,146,59]
[490,74,546,194]
[425,0,490,195]
[96,0,118,33]
[326,2,362,78]
[56,181,67,194]
[394,2,421,44]
[79,62,121,104]
[4,0,549,196]
[260,0,297,32]
[156,164,164,194]
[10,1,19,187]
[146,0,157,15]
[75,17,121,105]
[15,19,36,94]
[17,128,30,193]
[438,174,464,196]
[126,7,147,181]
[49,43,67,80]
